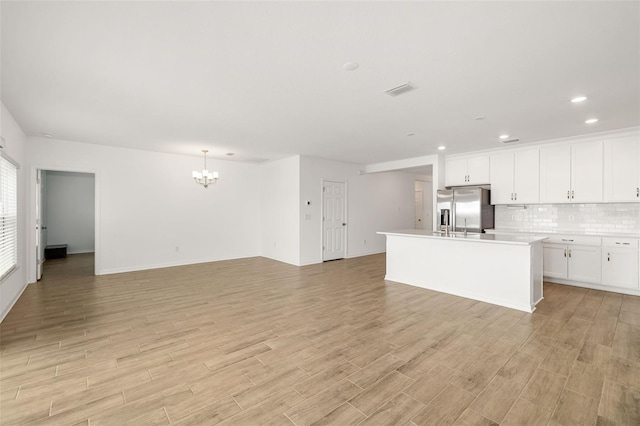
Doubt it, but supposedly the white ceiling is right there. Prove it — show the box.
[2,1,639,165]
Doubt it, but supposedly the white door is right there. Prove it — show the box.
[35,170,45,280]
[603,247,639,289]
[540,145,571,203]
[489,152,514,204]
[604,137,640,202]
[514,149,540,204]
[567,245,602,284]
[322,180,346,261]
[571,140,603,203]
[543,244,568,279]
[415,189,424,229]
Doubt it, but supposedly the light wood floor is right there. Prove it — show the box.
[1,253,639,425]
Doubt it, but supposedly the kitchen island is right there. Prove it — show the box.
[377,229,547,313]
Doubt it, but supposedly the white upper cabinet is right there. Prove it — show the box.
[540,141,603,203]
[445,155,490,186]
[540,145,572,203]
[490,149,539,204]
[571,140,603,203]
[604,136,640,202]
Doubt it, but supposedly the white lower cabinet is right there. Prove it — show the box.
[602,238,640,289]
[543,243,601,284]
[491,230,640,294]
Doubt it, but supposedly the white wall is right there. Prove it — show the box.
[260,155,300,265]
[27,137,261,277]
[0,103,28,322]
[44,171,95,254]
[299,156,417,265]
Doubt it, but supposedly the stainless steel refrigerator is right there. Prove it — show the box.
[436,187,494,233]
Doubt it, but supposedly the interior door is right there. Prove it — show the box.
[35,169,45,280]
[415,189,424,229]
[322,180,346,261]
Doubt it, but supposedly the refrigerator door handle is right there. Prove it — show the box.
[451,201,456,232]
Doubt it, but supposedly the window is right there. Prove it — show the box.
[0,153,18,280]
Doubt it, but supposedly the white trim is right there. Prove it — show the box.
[98,254,261,275]
[0,279,28,323]
[444,127,640,160]
[0,150,20,169]
[544,277,640,296]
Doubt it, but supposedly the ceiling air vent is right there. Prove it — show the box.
[501,138,520,144]
[385,82,416,97]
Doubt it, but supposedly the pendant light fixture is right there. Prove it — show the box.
[192,149,218,188]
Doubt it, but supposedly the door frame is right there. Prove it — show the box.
[320,179,348,261]
[29,165,101,283]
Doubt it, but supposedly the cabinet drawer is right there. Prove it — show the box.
[544,235,601,246]
[602,237,639,248]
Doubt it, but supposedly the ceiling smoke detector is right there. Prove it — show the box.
[501,137,521,144]
[385,82,416,97]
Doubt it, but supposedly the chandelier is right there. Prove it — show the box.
[192,149,218,188]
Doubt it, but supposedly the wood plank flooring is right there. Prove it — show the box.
[1,253,639,425]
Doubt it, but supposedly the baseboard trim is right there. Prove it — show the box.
[0,280,29,323]
[544,278,640,296]
[98,254,262,275]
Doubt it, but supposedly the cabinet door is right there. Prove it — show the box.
[604,137,640,202]
[603,248,639,289]
[445,158,469,186]
[540,145,571,203]
[467,155,490,185]
[489,152,514,204]
[571,140,603,203]
[543,244,567,279]
[567,245,602,284]
[514,149,540,204]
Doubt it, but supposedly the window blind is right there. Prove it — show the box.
[0,154,18,280]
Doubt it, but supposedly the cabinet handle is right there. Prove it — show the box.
[567,190,570,199]
[607,252,610,261]
[568,249,572,258]
[571,190,575,199]
[564,249,567,258]
[636,187,639,197]
[514,193,517,201]
[510,193,514,201]
[561,239,574,242]
[615,242,630,245]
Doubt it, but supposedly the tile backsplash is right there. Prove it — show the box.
[495,203,640,235]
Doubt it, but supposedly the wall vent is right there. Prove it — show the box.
[501,138,520,144]
[385,82,416,97]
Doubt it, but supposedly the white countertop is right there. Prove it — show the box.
[486,229,640,239]
[377,229,547,245]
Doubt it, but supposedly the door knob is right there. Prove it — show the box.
[342,223,346,226]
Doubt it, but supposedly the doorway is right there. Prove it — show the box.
[36,170,96,280]
[322,180,347,261]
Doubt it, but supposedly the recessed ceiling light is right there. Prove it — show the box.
[407,133,415,137]
[474,116,486,121]
[225,152,235,156]
[571,96,587,103]
[343,62,359,71]
[41,132,53,138]
[585,118,599,124]
[499,134,510,140]
[437,146,446,151]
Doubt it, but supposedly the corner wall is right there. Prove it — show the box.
[0,103,28,321]
[260,156,300,265]
[27,137,262,277]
